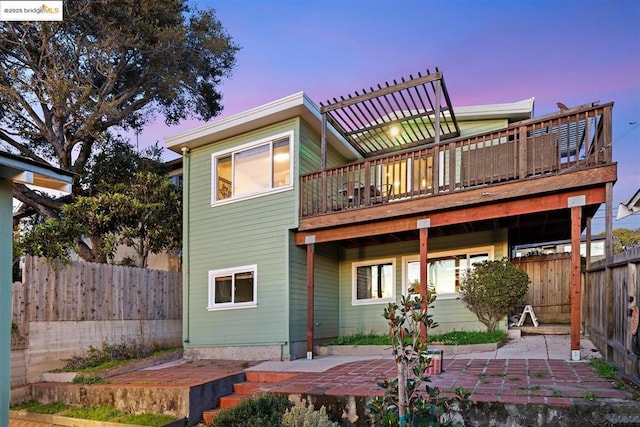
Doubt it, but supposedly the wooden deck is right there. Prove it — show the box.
[299,103,613,234]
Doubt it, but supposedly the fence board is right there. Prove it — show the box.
[585,246,640,379]
[19,256,181,322]
[513,253,571,323]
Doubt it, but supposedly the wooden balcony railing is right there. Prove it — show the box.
[300,103,612,218]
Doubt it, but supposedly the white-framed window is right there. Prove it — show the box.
[207,265,257,310]
[352,258,396,305]
[212,131,293,203]
[402,247,493,300]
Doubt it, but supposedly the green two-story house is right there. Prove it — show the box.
[165,70,615,361]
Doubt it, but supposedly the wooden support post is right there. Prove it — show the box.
[569,198,583,361]
[418,219,430,344]
[321,113,327,170]
[605,182,614,360]
[583,216,592,337]
[518,128,527,179]
[306,237,315,359]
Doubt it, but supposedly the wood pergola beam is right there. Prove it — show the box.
[320,71,443,113]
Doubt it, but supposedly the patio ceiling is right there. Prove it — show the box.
[320,68,460,158]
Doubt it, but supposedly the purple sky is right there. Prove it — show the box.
[143,0,640,231]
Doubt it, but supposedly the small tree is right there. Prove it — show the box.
[459,258,529,332]
[367,291,466,427]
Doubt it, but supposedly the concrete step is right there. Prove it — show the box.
[233,380,270,395]
[202,408,221,424]
[210,371,300,418]
[218,393,248,408]
[245,371,299,383]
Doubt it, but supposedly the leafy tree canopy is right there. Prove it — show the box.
[600,228,640,254]
[1,0,238,219]
[19,140,182,266]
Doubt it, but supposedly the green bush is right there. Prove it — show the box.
[60,341,176,372]
[459,258,529,332]
[72,375,107,385]
[208,393,292,427]
[282,399,337,427]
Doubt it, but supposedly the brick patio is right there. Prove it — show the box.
[246,357,633,405]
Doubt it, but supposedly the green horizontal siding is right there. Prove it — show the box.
[458,119,508,138]
[185,119,300,348]
[338,230,508,336]
[299,119,349,175]
[289,241,340,345]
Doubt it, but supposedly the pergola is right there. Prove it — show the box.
[319,68,460,163]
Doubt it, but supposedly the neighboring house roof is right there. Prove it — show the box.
[452,97,535,122]
[0,150,74,192]
[617,188,640,220]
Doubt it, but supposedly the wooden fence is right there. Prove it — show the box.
[513,253,571,324]
[584,246,640,378]
[12,256,182,330]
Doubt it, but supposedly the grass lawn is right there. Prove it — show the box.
[327,330,506,346]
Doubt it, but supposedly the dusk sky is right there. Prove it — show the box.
[143,0,639,231]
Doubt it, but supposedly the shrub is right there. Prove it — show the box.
[72,375,107,385]
[459,258,529,332]
[281,399,337,427]
[60,340,164,372]
[208,393,292,427]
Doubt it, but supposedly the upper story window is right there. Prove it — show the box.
[402,247,493,300]
[352,258,396,305]
[212,131,292,203]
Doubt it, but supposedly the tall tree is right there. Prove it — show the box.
[19,140,182,265]
[0,0,237,218]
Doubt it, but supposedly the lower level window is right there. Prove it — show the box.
[208,265,257,310]
[352,258,395,305]
[403,248,492,299]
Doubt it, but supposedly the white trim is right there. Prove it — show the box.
[211,130,294,205]
[401,246,494,300]
[207,264,258,311]
[165,92,358,159]
[351,258,396,306]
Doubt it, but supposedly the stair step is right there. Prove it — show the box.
[245,371,299,383]
[234,381,271,395]
[205,371,300,418]
[219,393,248,408]
[202,408,221,424]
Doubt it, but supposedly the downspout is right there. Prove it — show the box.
[181,147,191,345]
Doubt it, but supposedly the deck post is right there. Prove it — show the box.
[569,196,585,360]
[605,182,614,360]
[418,219,430,344]
[321,113,327,170]
[305,236,315,359]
